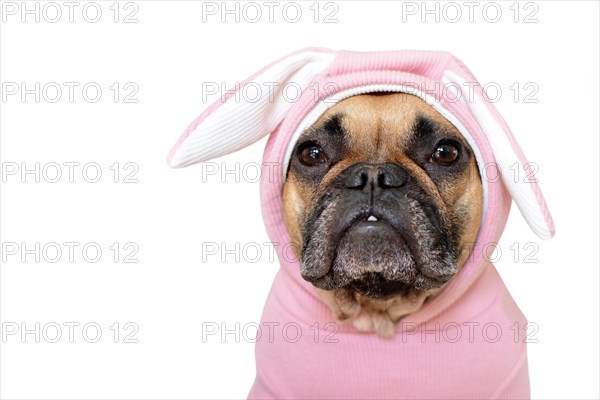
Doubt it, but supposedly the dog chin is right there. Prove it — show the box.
[303,220,455,299]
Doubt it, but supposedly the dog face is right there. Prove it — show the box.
[283,93,483,320]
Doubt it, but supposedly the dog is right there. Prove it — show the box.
[168,48,555,399]
[282,92,482,337]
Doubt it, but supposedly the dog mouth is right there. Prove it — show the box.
[300,205,457,299]
[348,272,413,298]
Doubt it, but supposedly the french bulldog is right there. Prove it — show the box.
[282,92,482,337]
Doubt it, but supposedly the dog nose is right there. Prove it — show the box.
[344,163,408,191]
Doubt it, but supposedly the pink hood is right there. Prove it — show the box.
[168,48,555,399]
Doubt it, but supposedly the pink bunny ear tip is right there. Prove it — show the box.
[524,202,555,240]
[165,48,337,170]
[166,123,200,168]
[166,156,179,168]
[544,218,556,239]
[166,144,182,168]
[536,228,555,241]
[166,151,193,169]
[166,140,194,168]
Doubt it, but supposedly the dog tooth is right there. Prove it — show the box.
[367,216,378,222]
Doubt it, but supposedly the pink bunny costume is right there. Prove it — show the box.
[168,48,555,399]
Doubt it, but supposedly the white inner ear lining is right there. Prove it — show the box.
[280,84,489,230]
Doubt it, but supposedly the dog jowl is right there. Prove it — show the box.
[283,93,483,330]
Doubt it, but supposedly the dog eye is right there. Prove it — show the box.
[430,142,460,166]
[299,145,328,166]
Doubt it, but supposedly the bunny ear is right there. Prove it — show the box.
[442,68,555,240]
[167,48,335,168]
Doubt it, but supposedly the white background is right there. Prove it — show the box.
[1,1,598,399]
